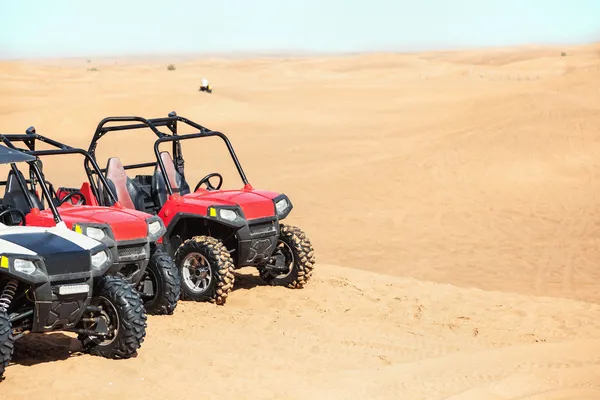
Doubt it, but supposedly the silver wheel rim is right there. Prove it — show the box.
[182,252,213,293]
[87,295,120,346]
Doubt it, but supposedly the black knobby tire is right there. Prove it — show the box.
[174,236,235,305]
[260,224,315,288]
[142,245,181,315]
[80,275,147,359]
[0,311,14,379]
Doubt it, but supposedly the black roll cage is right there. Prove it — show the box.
[85,111,250,198]
[0,161,62,224]
[0,144,61,224]
[0,127,119,208]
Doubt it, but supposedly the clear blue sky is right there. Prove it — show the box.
[1,0,599,59]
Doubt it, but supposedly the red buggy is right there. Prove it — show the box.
[0,129,181,315]
[84,112,316,305]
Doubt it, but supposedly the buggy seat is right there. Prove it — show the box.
[152,151,190,207]
[104,157,146,211]
[2,169,44,224]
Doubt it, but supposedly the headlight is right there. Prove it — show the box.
[73,223,111,243]
[146,218,165,241]
[14,259,36,275]
[219,209,238,221]
[273,195,293,219]
[86,227,106,241]
[1,255,39,275]
[207,206,245,225]
[91,250,109,269]
[275,198,289,214]
[148,220,162,236]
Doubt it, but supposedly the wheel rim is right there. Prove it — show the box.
[86,296,120,346]
[271,240,295,279]
[182,252,213,293]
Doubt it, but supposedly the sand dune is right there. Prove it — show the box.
[1,43,600,399]
[3,266,600,399]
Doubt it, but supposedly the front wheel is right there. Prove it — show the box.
[139,246,181,315]
[0,311,14,379]
[174,236,235,305]
[79,276,147,359]
[260,224,315,288]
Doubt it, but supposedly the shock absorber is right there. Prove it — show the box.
[0,279,18,313]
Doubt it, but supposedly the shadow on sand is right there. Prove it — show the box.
[10,332,84,368]
[231,270,268,293]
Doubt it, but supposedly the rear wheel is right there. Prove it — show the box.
[79,276,147,359]
[260,224,315,288]
[139,246,181,315]
[0,311,14,379]
[174,236,235,305]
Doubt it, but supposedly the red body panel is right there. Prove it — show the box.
[158,194,213,225]
[158,187,281,241]
[26,203,150,241]
[44,183,151,240]
[188,188,279,219]
[160,188,279,221]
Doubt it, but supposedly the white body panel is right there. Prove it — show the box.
[0,221,103,253]
[0,237,37,255]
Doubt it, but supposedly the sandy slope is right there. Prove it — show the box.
[3,266,600,399]
[0,42,600,398]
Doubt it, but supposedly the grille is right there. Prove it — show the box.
[44,251,90,276]
[249,221,276,236]
[117,244,148,262]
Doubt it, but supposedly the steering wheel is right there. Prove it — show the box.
[0,209,26,226]
[194,173,223,191]
[57,191,87,206]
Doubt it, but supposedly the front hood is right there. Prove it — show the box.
[55,205,150,241]
[185,189,280,220]
[0,230,92,275]
[0,222,105,252]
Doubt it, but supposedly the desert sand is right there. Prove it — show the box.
[1,42,600,399]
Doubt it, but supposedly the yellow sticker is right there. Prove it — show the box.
[208,207,217,217]
[0,256,8,269]
[74,224,83,234]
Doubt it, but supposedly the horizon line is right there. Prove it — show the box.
[2,39,598,62]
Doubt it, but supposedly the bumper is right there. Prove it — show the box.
[31,275,93,332]
[0,245,109,333]
[235,217,280,267]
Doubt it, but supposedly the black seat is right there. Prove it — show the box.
[3,169,43,224]
[152,151,190,207]
[103,157,146,211]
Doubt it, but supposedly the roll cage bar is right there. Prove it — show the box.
[0,142,63,224]
[0,127,119,207]
[85,111,250,198]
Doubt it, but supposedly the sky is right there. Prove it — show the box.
[1,0,599,59]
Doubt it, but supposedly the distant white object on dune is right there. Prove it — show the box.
[200,78,212,93]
